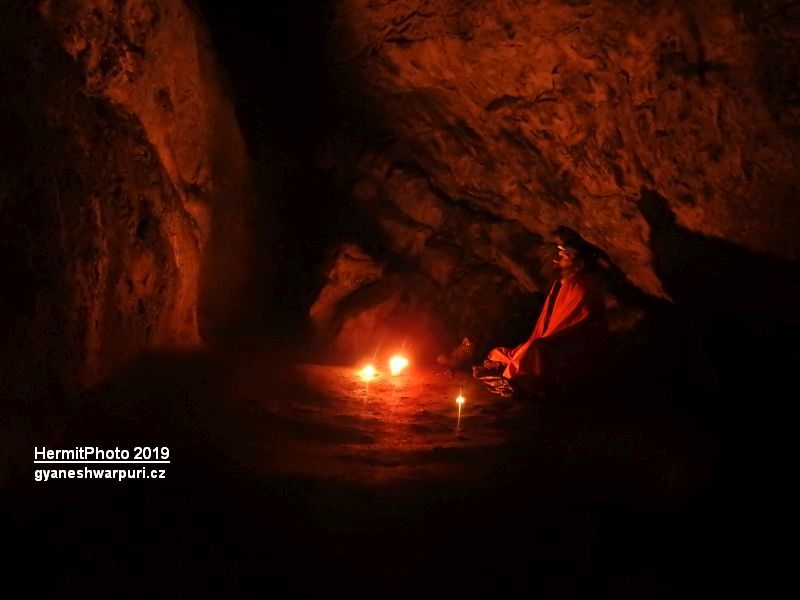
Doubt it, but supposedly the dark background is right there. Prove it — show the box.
[196,0,346,334]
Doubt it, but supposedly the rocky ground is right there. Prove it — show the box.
[5,344,722,596]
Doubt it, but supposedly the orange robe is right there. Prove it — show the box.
[488,272,605,387]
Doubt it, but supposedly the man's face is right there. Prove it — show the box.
[554,245,579,273]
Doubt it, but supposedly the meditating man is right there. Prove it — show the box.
[474,234,606,397]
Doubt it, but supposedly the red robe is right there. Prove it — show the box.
[488,271,605,386]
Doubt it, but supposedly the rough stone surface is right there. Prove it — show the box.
[309,243,385,327]
[441,264,540,348]
[329,272,448,362]
[418,237,463,286]
[325,0,800,300]
[311,240,539,359]
[0,0,253,398]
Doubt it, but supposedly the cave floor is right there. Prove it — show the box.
[227,361,713,497]
[8,347,723,596]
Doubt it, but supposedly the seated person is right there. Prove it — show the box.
[475,234,606,397]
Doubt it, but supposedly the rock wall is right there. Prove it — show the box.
[311,0,800,356]
[0,0,254,401]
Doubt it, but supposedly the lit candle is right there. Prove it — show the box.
[388,355,409,376]
[456,392,465,429]
[358,364,377,382]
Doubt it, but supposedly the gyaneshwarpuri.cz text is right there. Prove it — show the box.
[35,467,166,482]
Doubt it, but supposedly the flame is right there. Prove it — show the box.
[358,364,377,382]
[456,395,465,405]
[388,355,409,376]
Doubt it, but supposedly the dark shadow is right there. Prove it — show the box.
[637,187,799,524]
[194,0,356,337]
[638,187,799,410]
[553,193,799,429]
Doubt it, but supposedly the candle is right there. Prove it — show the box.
[388,355,409,376]
[456,392,465,429]
[358,364,377,382]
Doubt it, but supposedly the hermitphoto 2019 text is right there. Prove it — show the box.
[34,446,170,461]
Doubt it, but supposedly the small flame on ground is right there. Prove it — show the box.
[388,355,409,376]
[456,390,465,430]
[358,364,377,382]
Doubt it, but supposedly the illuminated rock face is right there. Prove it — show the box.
[325,0,800,298]
[310,0,800,354]
[309,243,386,328]
[0,0,253,396]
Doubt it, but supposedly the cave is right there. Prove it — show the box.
[3,0,798,595]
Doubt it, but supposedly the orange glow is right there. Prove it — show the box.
[358,364,377,382]
[388,355,409,376]
[456,395,465,405]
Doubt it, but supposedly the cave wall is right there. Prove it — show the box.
[0,0,255,401]
[311,0,800,357]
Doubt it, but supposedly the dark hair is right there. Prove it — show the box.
[552,227,598,269]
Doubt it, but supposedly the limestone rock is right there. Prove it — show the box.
[371,202,434,259]
[330,273,447,362]
[442,264,540,349]
[329,0,800,299]
[482,220,551,293]
[309,243,385,327]
[418,238,464,286]
[383,165,449,230]
[1,0,254,397]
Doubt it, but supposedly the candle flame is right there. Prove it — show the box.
[456,395,465,405]
[358,364,377,382]
[388,355,409,376]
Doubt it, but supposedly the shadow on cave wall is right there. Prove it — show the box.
[195,0,353,336]
[638,187,800,431]
[536,200,798,441]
